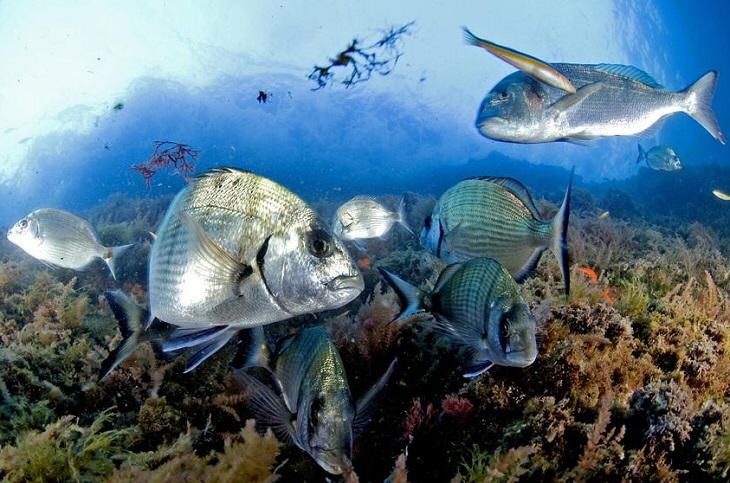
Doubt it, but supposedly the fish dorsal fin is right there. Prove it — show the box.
[468,176,542,220]
[593,64,662,88]
[275,327,327,412]
[192,166,252,181]
[353,358,397,436]
[433,263,464,294]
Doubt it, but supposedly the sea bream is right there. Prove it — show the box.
[476,64,725,144]
[332,195,413,241]
[234,326,396,475]
[420,171,572,295]
[6,208,133,279]
[636,144,682,171]
[103,167,363,375]
[379,258,537,377]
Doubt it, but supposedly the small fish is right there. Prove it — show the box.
[332,196,412,241]
[598,210,610,219]
[7,209,133,279]
[577,267,598,284]
[141,168,362,374]
[234,326,396,475]
[713,189,730,201]
[379,258,537,377]
[113,102,124,111]
[463,27,576,94]
[420,171,572,295]
[476,64,724,144]
[636,144,682,171]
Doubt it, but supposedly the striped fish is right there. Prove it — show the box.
[234,326,396,475]
[6,208,133,279]
[379,257,537,377]
[420,170,572,295]
[101,168,363,376]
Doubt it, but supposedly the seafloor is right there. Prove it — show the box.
[1,162,730,482]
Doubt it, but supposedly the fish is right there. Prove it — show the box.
[713,189,730,201]
[379,258,537,377]
[6,208,133,279]
[598,210,610,219]
[463,27,576,94]
[104,167,363,375]
[420,170,572,295]
[332,196,412,241]
[475,64,725,144]
[576,267,598,284]
[233,326,396,475]
[636,144,682,171]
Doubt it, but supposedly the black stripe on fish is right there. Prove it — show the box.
[436,220,445,258]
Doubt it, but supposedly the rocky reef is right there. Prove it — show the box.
[0,176,729,482]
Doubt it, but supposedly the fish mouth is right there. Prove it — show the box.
[499,324,537,367]
[326,274,364,293]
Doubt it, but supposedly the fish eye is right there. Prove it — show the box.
[18,219,28,229]
[424,215,432,229]
[308,228,333,258]
[498,91,509,100]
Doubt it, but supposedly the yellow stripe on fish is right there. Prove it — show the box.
[463,27,576,94]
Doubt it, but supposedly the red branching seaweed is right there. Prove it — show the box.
[132,141,199,187]
[440,395,474,422]
[403,398,435,442]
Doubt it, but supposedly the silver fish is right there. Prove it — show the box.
[476,64,725,144]
[420,171,572,295]
[6,208,132,279]
[379,258,537,377]
[234,326,396,475]
[332,196,412,241]
[138,168,362,373]
[636,144,682,171]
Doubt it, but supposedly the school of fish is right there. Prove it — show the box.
[4,25,725,476]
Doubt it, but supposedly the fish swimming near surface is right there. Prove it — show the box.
[233,326,396,475]
[475,63,725,144]
[636,144,682,171]
[713,189,730,201]
[379,258,537,377]
[463,27,576,94]
[104,167,363,375]
[332,196,413,241]
[6,208,133,279]
[420,170,572,295]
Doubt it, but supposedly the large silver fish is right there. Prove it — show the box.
[6,208,132,279]
[114,168,362,374]
[636,144,682,171]
[476,64,725,144]
[234,326,396,475]
[379,258,537,377]
[420,171,572,295]
[332,196,412,241]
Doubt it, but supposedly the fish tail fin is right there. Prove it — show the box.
[683,71,726,144]
[103,243,134,280]
[636,144,646,164]
[396,196,413,235]
[377,268,426,323]
[550,167,573,297]
[99,290,146,380]
[462,26,485,48]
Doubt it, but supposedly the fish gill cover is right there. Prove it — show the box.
[0,1,730,481]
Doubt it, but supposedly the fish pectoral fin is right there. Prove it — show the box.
[463,360,494,378]
[161,325,229,353]
[548,81,605,113]
[182,326,239,373]
[232,369,296,444]
[178,209,253,297]
[432,263,463,294]
[353,358,397,436]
